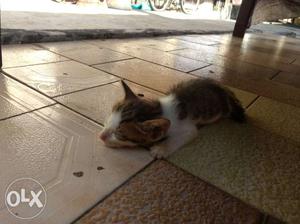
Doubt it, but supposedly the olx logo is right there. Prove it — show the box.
[5,178,47,219]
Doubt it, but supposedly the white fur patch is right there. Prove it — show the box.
[105,111,121,130]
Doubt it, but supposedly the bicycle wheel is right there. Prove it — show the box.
[180,0,200,14]
[148,0,171,11]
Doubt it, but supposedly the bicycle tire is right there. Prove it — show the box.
[148,0,171,11]
[180,0,200,14]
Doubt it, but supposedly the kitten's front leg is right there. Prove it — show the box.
[150,127,198,159]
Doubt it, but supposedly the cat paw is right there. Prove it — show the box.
[150,145,169,159]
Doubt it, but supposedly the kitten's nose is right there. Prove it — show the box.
[100,131,110,142]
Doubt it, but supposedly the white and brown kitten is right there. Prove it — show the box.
[100,79,245,158]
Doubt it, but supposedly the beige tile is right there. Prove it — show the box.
[272,72,300,89]
[95,59,195,93]
[38,41,96,53]
[292,59,300,66]
[169,120,300,224]
[191,65,300,108]
[40,41,133,65]
[240,50,294,64]
[55,81,163,124]
[0,105,152,224]
[2,44,68,68]
[171,49,278,79]
[164,37,242,57]
[0,74,54,120]
[174,35,220,45]
[4,61,119,97]
[101,45,209,72]
[237,52,296,70]
[226,86,257,108]
[247,97,300,144]
[58,47,133,65]
[141,40,184,51]
[88,38,183,51]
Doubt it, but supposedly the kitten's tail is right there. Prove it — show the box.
[228,94,246,123]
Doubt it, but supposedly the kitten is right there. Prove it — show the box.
[100,79,245,158]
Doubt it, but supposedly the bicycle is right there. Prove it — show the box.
[148,0,200,14]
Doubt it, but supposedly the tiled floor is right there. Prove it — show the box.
[1,33,299,224]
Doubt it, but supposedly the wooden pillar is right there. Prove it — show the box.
[233,0,257,38]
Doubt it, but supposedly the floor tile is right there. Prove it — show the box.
[4,61,119,97]
[169,120,299,224]
[191,65,300,107]
[2,44,68,68]
[55,81,163,125]
[38,41,97,53]
[76,160,264,224]
[247,97,300,145]
[163,37,242,57]
[174,35,221,45]
[238,50,295,64]
[140,39,184,51]
[273,71,300,89]
[292,59,300,66]
[56,47,133,65]
[90,38,185,52]
[99,45,209,72]
[0,105,152,224]
[226,86,257,108]
[0,73,54,120]
[95,59,195,93]
[171,49,278,79]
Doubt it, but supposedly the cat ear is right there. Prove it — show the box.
[121,80,137,100]
[140,118,170,141]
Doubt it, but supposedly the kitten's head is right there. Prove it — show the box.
[100,81,170,148]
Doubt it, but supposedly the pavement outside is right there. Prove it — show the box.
[0,33,299,224]
[2,0,300,44]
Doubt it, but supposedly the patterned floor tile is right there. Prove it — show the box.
[0,105,152,224]
[4,61,119,97]
[247,97,300,145]
[55,81,163,124]
[2,44,68,68]
[169,120,299,223]
[76,160,264,224]
[95,59,195,93]
[0,73,54,120]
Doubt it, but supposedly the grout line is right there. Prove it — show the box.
[90,57,134,66]
[187,64,212,73]
[52,79,120,98]
[3,59,71,70]
[91,67,167,95]
[70,159,156,224]
[165,47,187,52]
[269,70,281,80]
[0,103,57,121]
[72,42,212,74]
[54,101,105,126]
[289,58,297,64]
[245,95,260,109]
